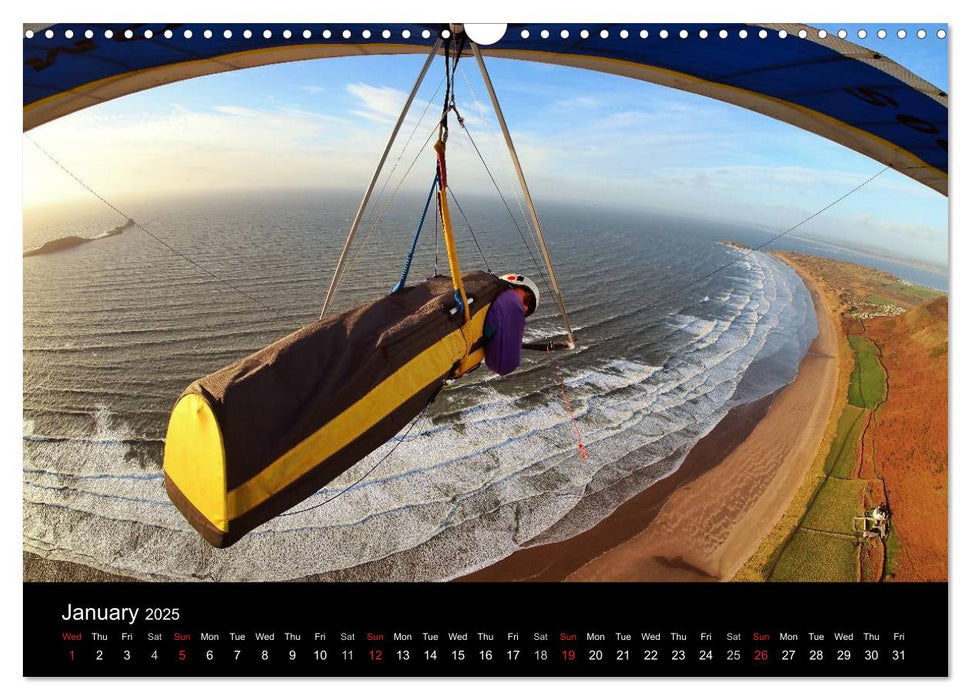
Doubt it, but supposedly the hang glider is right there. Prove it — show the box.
[22,23,948,547]
[24,22,948,194]
[163,35,573,546]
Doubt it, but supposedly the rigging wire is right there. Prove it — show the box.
[337,40,471,297]
[280,404,431,516]
[337,120,442,291]
[547,343,589,460]
[458,63,540,252]
[654,165,892,308]
[25,135,281,316]
[363,76,446,236]
[454,115,554,300]
[445,184,491,273]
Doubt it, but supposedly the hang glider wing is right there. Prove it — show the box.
[24,22,947,194]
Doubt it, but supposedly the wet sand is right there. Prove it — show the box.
[23,551,137,582]
[462,264,839,582]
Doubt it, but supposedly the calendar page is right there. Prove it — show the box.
[22,18,949,678]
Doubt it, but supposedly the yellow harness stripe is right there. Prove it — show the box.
[225,305,490,520]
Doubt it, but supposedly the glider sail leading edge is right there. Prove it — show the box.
[24,22,948,194]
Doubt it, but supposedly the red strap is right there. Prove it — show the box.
[547,344,589,461]
[434,141,448,189]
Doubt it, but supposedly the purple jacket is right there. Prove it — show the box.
[483,289,525,375]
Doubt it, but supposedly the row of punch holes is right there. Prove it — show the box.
[25,26,948,42]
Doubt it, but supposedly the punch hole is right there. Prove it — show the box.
[561,30,569,39]
[362,30,371,39]
[838,29,847,38]
[897,29,906,39]
[144,30,152,39]
[917,29,926,39]
[45,29,54,39]
[324,30,332,39]
[382,29,391,39]
[244,29,252,39]
[858,29,867,39]
[638,29,647,39]
[877,29,887,39]
[798,29,807,39]
[402,30,411,38]
[303,30,312,39]
[65,29,74,39]
[719,29,727,39]
[263,30,271,39]
[739,29,748,39]
[659,29,668,39]
[283,30,292,39]
[521,30,530,38]
[441,29,450,39]
[758,29,767,39]
[24,29,33,39]
[105,30,114,38]
[581,29,590,38]
[620,29,629,39]
[225,30,233,39]
[937,29,946,39]
[600,30,609,39]
[424,30,432,39]
[778,30,787,39]
[700,29,709,39]
[125,29,134,39]
[679,30,688,39]
[204,29,212,39]
[818,29,827,39]
[342,30,351,39]
[466,24,506,44]
[540,29,549,39]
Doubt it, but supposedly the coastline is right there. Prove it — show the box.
[462,259,840,582]
[24,260,840,584]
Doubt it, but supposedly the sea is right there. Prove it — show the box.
[23,187,912,582]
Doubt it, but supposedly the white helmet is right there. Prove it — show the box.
[500,273,540,316]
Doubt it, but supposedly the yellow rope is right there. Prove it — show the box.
[435,140,470,324]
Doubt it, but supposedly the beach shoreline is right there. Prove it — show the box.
[461,259,840,582]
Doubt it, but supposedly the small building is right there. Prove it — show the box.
[853,505,890,540]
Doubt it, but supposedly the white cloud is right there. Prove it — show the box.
[346,83,408,124]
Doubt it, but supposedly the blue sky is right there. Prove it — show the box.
[23,23,949,268]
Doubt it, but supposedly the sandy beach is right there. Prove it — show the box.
[462,261,840,582]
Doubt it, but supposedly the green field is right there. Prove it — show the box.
[771,530,859,582]
[847,335,887,408]
[801,478,867,536]
[865,293,897,307]
[884,521,902,580]
[823,405,866,479]
[886,280,944,302]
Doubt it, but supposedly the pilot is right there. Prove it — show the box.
[483,273,540,375]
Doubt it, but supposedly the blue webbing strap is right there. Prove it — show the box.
[392,171,440,293]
